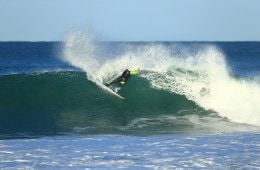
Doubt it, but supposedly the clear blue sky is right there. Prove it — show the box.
[0,0,259,41]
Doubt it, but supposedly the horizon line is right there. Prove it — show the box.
[0,40,260,43]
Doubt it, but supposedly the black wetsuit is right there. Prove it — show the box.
[119,70,130,82]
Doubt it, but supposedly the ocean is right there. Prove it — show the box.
[0,34,260,169]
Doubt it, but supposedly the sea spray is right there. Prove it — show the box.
[63,32,174,82]
[63,31,100,80]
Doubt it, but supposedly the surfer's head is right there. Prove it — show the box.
[122,69,130,80]
[125,69,130,74]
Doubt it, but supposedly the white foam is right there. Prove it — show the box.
[0,151,14,154]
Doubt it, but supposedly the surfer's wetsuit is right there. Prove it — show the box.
[119,69,139,85]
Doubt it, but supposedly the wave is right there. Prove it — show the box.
[1,71,258,138]
[1,34,260,137]
[63,32,260,127]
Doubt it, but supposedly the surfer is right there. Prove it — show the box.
[119,68,140,85]
[104,68,140,86]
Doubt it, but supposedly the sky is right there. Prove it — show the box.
[0,0,260,41]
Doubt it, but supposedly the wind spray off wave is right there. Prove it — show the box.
[62,32,260,126]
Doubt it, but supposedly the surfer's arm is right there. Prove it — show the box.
[130,68,140,75]
[120,81,126,85]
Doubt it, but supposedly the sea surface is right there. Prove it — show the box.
[0,36,260,169]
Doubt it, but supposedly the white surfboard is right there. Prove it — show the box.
[95,79,125,99]
[104,73,122,86]
[102,84,125,99]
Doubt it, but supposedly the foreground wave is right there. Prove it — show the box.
[1,133,259,169]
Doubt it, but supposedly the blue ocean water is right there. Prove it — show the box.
[0,39,260,169]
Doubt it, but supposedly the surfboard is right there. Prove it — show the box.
[96,79,125,99]
[101,84,125,99]
[104,74,122,86]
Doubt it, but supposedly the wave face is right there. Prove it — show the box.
[1,39,260,137]
[1,71,258,137]
[0,72,205,135]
